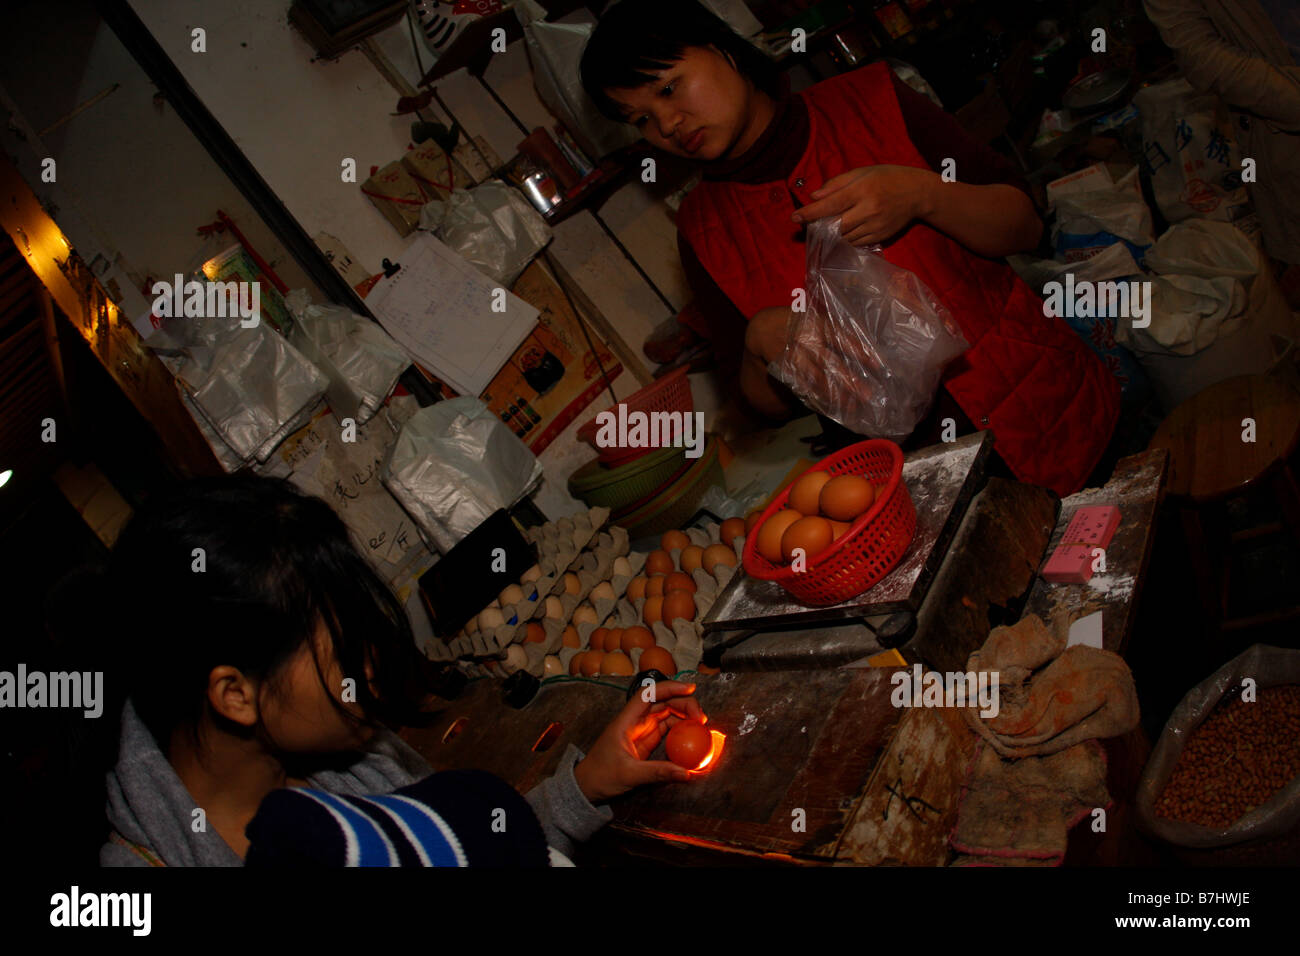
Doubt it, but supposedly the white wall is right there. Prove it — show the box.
[124,0,716,517]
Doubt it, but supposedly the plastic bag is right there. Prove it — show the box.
[151,313,329,466]
[772,217,968,441]
[418,182,552,287]
[381,398,544,554]
[515,0,639,161]
[1133,77,1251,225]
[1052,167,1155,262]
[285,293,410,425]
[1135,644,1300,852]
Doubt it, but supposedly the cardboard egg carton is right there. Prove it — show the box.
[454,507,612,659]
[611,522,745,674]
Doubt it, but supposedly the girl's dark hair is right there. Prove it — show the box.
[105,474,426,750]
[581,0,781,123]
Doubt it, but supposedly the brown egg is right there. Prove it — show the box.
[756,509,803,563]
[643,595,664,626]
[645,550,675,575]
[590,626,609,651]
[744,510,763,534]
[569,652,586,676]
[664,571,696,594]
[620,625,654,653]
[639,645,676,675]
[646,575,666,598]
[602,650,635,676]
[627,576,648,601]
[789,470,832,516]
[662,590,697,627]
[525,622,546,643]
[819,475,875,522]
[696,662,721,675]
[580,651,604,677]
[563,572,581,596]
[680,545,704,574]
[606,628,624,651]
[561,626,580,648]
[719,517,747,548]
[829,520,852,542]
[703,542,739,574]
[661,530,690,553]
[781,515,834,563]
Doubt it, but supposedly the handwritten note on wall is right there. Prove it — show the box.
[366,232,538,396]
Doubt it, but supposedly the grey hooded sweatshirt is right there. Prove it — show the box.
[101,700,611,866]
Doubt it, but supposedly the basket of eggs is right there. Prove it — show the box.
[742,439,916,606]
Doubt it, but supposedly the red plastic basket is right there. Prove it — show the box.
[577,366,693,467]
[742,440,916,606]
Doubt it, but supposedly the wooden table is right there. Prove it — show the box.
[401,451,1167,865]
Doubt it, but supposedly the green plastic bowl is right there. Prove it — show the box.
[567,444,688,511]
[614,438,724,540]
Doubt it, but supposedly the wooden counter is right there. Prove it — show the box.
[401,450,1168,865]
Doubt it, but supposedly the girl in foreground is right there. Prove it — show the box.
[100,475,700,866]
[582,0,1121,496]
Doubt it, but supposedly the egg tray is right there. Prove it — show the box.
[445,507,611,659]
[450,519,641,675]
[551,520,744,680]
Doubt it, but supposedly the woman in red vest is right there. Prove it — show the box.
[581,0,1121,496]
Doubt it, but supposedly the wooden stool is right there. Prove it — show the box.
[1148,375,1300,638]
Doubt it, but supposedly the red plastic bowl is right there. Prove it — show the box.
[742,439,916,606]
[577,366,693,467]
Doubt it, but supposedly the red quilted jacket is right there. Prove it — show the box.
[677,62,1119,496]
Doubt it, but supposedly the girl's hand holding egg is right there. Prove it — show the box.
[572,681,705,802]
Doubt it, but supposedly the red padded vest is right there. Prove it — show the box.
[677,62,1119,496]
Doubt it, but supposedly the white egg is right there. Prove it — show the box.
[478,606,504,632]
[572,604,598,626]
[591,581,615,602]
[504,644,528,673]
[465,616,480,636]
[542,655,564,677]
[613,556,632,578]
[521,565,542,584]
[544,596,564,619]
[499,584,523,606]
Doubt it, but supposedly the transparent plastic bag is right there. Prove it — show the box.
[772,217,969,440]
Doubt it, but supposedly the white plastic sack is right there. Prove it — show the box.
[1009,241,1142,288]
[772,217,969,441]
[1142,219,1259,283]
[1053,166,1155,262]
[516,0,640,160]
[418,182,552,286]
[160,317,329,465]
[1118,274,1245,356]
[285,297,410,425]
[382,398,544,554]
[1133,77,1251,225]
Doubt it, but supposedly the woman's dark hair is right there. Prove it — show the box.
[581,0,781,123]
[105,474,426,750]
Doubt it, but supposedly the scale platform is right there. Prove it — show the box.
[701,431,993,667]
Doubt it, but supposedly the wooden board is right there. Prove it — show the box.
[1023,449,1168,656]
[0,153,222,479]
[401,667,904,862]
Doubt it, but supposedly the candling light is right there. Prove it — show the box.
[688,730,727,775]
[0,469,12,489]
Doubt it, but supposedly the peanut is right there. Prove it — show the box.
[1154,685,1300,828]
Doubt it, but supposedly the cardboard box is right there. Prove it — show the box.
[361,161,428,236]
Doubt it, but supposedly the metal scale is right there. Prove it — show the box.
[699,430,995,670]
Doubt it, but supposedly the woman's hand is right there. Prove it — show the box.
[792,165,939,246]
[573,680,706,803]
